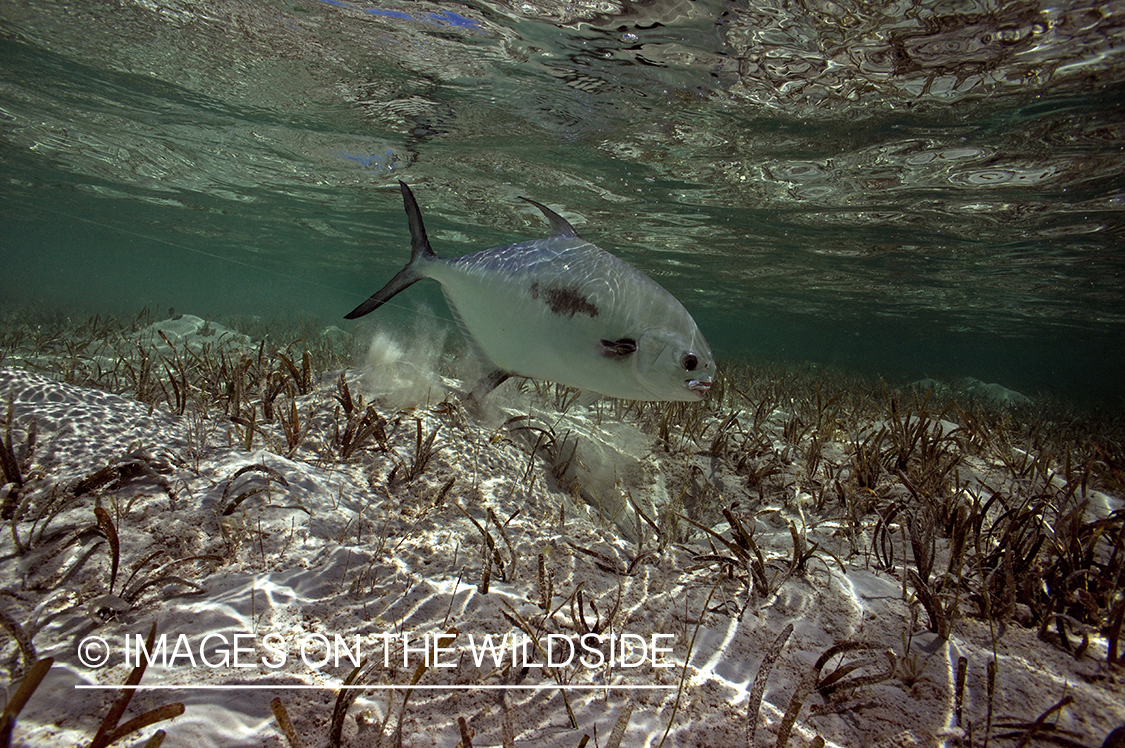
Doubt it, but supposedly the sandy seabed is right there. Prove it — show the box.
[0,315,1122,747]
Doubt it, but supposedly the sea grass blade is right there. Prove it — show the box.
[94,507,120,594]
[0,657,53,745]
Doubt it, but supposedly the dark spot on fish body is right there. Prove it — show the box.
[529,282,599,318]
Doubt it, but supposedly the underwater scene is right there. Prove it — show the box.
[1,0,1124,746]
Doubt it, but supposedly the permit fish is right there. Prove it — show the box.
[345,181,714,403]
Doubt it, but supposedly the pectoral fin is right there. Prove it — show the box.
[599,338,637,358]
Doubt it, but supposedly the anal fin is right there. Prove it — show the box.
[464,369,512,410]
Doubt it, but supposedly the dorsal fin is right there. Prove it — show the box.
[518,197,579,239]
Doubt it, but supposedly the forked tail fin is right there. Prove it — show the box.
[344,181,437,319]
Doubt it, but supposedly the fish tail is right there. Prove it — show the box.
[344,181,437,320]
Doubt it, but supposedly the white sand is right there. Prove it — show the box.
[0,360,1122,747]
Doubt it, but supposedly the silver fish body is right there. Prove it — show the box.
[346,182,713,403]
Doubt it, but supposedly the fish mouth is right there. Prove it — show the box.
[686,379,712,398]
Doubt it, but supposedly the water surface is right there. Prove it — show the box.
[2,0,1123,400]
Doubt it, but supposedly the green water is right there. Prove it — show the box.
[2,0,1124,401]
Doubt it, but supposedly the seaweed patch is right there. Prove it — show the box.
[1,310,1122,747]
[529,282,599,318]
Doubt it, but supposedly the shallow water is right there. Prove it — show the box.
[2,0,1124,401]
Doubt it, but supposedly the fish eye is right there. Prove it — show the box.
[681,353,699,371]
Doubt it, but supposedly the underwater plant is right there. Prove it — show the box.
[0,309,1122,746]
